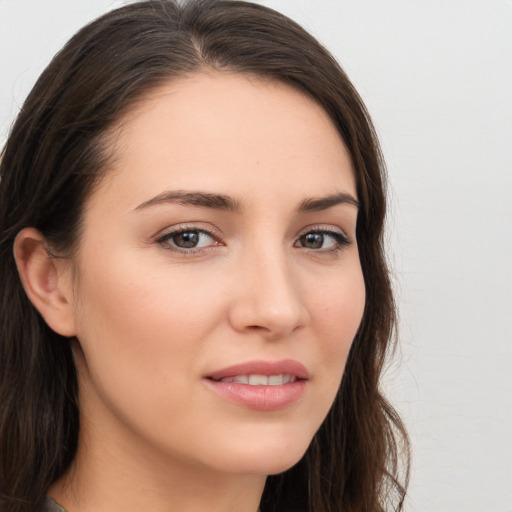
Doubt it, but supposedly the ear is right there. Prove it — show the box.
[13,227,77,337]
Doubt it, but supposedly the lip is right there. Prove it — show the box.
[206,359,310,381]
[204,359,309,411]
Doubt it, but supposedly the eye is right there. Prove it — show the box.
[157,227,218,252]
[294,229,350,251]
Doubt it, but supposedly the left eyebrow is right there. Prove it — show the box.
[297,193,360,213]
[134,190,241,212]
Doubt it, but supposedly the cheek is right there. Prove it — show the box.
[309,267,366,379]
[72,253,224,394]
[70,254,231,454]
[77,249,217,331]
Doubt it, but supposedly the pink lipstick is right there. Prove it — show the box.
[204,359,309,411]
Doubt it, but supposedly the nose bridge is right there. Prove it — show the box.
[229,236,308,338]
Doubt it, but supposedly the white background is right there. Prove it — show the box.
[1,1,511,510]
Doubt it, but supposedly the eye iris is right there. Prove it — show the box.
[302,233,324,249]
[174,231,199,248]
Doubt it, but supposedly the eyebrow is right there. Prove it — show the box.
[134,190,359,213]
[135,190,241,212]
[297,193,360,212]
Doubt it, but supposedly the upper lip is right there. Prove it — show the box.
[206,359,310,381]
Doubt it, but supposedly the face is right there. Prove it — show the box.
[67,73,365,477]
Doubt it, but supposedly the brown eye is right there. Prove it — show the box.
[300,233,324,249]
[295,230,349,251]
[173,231,200,248]
[158,229,216,251]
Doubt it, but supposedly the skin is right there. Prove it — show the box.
[15,73,365,512]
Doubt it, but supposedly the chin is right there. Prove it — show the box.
[201,429,314,477]
[220,452,307,477]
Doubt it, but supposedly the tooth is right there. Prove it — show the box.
[248,375,268,385]
[268,375,284,385]
[218,374,297,385]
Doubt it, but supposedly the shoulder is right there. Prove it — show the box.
[41,498,67,512]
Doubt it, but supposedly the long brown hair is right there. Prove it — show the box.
[0,1,409,511]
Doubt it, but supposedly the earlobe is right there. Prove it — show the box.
[13,227,77,337]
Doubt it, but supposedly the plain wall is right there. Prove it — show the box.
[1,1,511,510]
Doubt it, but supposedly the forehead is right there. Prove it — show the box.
[93,72,356,211]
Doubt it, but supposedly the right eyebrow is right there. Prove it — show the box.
[297,192,360,213]
[134,190,242,212]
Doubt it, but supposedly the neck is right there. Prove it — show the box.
[48,418,265,512]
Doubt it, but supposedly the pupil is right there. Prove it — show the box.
[303,233,323,249]
[175,232,199,248]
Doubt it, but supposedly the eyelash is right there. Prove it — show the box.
[155,225,351,255]
[156,225,220,255]
[294,227,351,253]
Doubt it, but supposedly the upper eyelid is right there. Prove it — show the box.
[153,223,352,244]
[296,224,350,238]
[295,228,350,246]
[154,223,222,240]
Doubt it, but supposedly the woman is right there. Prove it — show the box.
[0,1,409,511]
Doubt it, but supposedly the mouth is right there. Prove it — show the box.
[206,359,309,381]
[209,374,298,385]
[204,360,309,411]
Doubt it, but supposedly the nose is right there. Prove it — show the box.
[228,247,309,340]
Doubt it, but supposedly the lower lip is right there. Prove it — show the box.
[204,379,307,411]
